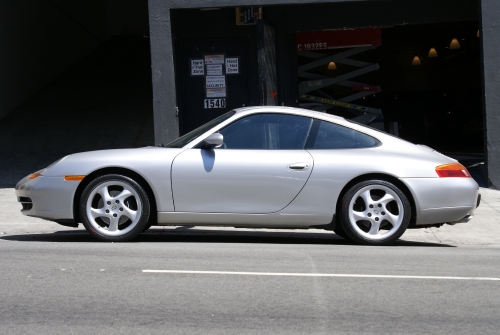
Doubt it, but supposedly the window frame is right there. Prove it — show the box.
[204,112,315,150]
[183,110,382,151]
[164,111,236,148]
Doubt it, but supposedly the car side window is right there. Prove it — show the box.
[218,113,313,149]
[306,119,380,149]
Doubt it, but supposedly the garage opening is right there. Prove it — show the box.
[296,21,484,184]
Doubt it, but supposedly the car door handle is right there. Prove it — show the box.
[287,162,310,171]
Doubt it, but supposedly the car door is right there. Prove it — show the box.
[171,113,314,213]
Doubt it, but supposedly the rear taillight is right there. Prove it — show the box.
[435,163,470,178]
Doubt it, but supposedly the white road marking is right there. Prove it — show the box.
[142,270,500,281]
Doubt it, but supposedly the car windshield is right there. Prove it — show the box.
[164,111,236,148]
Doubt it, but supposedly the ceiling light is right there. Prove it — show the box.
[412,56,421,65]
[428,47,438,57]
[327,61,337,70]
[450,38,460,49]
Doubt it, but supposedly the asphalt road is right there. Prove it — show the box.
[1,231,499,334]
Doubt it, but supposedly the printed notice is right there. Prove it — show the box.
[206,88,227,98]
[206,64,223,76]
[206,76,226,88]
[225,58,239,74]
[204,54,225,65]
[190,59,204,76]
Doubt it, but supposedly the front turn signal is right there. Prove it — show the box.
[435,163,470,178]
[28,173,41,179]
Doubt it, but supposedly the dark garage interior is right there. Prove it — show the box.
[297,21,483,155]
[0,0,154,187]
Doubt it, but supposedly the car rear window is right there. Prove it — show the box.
[305,119,380,149]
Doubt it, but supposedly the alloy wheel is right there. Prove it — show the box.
[85,180,143,237]
[347,184,404,241]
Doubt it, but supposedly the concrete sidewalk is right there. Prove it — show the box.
[1,187,499,246]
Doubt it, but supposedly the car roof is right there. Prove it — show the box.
[233,106,346,123]
[232,106,378,135]
[231,106,407,148]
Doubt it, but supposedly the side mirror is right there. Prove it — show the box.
[202,133,223,149]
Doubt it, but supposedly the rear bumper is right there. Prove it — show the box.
[447,193,481,225]
[419,206,475,225]
[400,177,479,226]
[448,214,474,225]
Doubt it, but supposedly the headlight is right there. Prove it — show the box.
[27,158,65,179]
[40,157,65,176]
[44,158,64,172]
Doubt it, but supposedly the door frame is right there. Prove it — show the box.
[175,37,259,135]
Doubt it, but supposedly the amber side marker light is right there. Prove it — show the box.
[435,163,470,178]
[28,173,41,179]
[64,176,85,181]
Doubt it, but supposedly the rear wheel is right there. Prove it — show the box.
[340,180,410,245]
[80,174,150,242]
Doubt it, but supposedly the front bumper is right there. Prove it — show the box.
[15,174,79,222]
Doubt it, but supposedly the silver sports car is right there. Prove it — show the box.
[15,106,480,245]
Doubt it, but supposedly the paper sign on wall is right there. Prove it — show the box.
[204,55,225,65]
[206,76,226,88]
[190,59,204,76]
[206,88,227,98]
[225,58,239,74]
[206,76,226,97]
[206,64,223,76]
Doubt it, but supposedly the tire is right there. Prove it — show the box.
[80,174,151,242]
[142,223,153,233]
[340,180,411,246]
[333,221,351,240]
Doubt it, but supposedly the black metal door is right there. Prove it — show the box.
[178,38,251,134]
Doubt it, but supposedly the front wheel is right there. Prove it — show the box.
[80,174,151,242]
[340,180,411,246]
[333,221,351,240]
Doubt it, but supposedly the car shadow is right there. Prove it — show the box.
[0,228,455,247]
